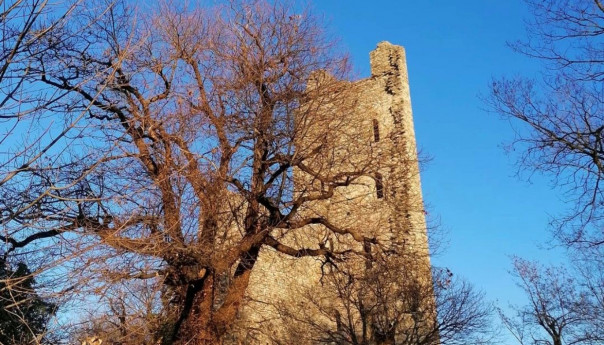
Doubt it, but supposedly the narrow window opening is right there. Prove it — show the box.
[363,240,373,269]
[372,119,380,142]
[375,173,384,199]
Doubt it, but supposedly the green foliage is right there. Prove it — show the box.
[0,260,56,345]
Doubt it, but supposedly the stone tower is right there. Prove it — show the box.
[237,41,435,344]
[366,41,430,258]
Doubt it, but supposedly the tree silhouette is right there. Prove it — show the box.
[488,0,604,247]
[0,259,56,345]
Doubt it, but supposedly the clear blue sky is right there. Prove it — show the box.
[312,0,568,328]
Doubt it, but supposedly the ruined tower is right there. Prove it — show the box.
[367,41,431,258]
[237,41,435,344]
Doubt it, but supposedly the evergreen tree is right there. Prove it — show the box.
[0,259,56,345]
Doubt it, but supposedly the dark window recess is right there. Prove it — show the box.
[375,173,384,199]
[372,119,380,142]
[363,240,373,269]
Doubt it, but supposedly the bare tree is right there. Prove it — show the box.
[487,0,604,247]
[500,257,604,345]
[0,1,106,343]
[271,251,494,345]
[0,1,400,344]
[488,3,604,343]
[72,280,166,344]
[0,0,82,186]
[573,248,604,340]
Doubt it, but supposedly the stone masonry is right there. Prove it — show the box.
[235,42,434,344]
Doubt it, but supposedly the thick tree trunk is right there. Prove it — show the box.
[373,329,395,345]
[170,247,259,345]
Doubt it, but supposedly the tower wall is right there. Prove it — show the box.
[235,42,434,344]
[368,41,430,258]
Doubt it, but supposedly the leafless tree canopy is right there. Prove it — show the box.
[271,252,494,345]
[488,0,604,247]
[0,0,81,186]
[0,0,396,343]
[489,3,604,343]
[500,257,604,345]
[0,1,88,343]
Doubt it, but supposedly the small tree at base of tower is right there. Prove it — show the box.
[268,251,494,345]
